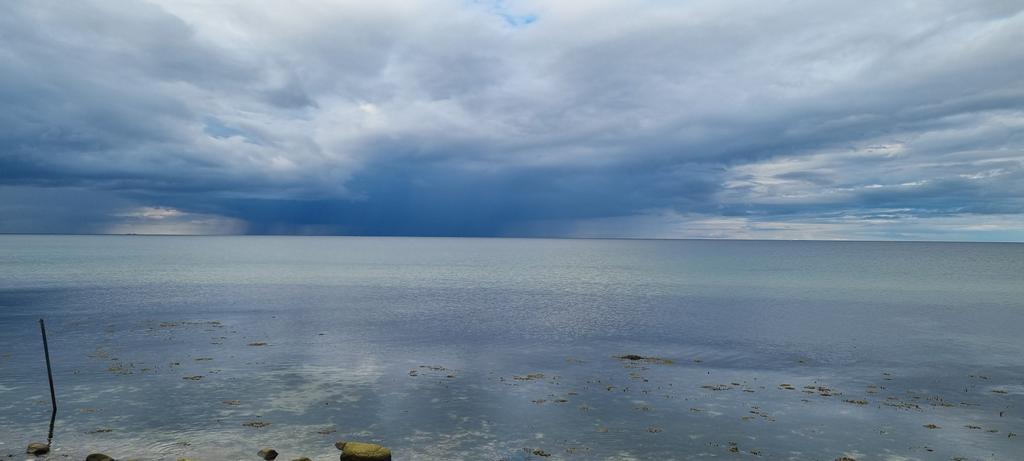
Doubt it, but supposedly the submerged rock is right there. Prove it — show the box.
[26,442,49,455]
[335,441,392,461]
[257,448,279,460]
[615,354,674,364]
[291,458,313,461]
[86,454,115,461]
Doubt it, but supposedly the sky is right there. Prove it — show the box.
[1,0,1023,240]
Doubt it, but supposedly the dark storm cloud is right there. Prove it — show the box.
[1,0,1022,239]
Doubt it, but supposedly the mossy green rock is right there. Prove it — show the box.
[335,441,392,461]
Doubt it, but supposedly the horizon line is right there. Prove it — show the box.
[0,232,1021,245]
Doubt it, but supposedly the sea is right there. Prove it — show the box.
[1,235,1022,460]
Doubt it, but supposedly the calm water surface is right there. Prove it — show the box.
[1,236,1022,460]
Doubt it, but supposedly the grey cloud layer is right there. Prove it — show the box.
[1,0,1022,239]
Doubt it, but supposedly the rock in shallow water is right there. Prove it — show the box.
[86,454,115,461]
[335,441,392,461]
[26,442,49,455]
[257,448,279,460]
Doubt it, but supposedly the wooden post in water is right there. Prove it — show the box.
[40,319,57,443]
[25,319,58,455]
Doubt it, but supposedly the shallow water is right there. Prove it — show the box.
[1,236,1022,460]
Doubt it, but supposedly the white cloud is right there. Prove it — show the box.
[108,206,246,235]
[117,206,185,220]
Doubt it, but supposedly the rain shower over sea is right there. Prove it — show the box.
[1,235,1022,460]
